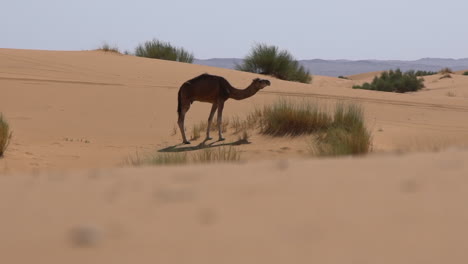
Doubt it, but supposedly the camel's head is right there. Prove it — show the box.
[252,78,271,90]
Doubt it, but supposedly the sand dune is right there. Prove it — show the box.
[1,49,467,172]
[1,49,468,263]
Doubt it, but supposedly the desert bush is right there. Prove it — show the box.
[439,67,453,74]
[135,39,194,63]
[463,71,468,76]
[259,99,331,136]
[97,43,120,53]
[312,104,371,156]
[236,44,311,83]
[338,76,349,79]
[352,69,424,93]
[0,114,12,157]
[414,70,437,76]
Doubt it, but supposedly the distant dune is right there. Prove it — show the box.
[195,57,468,77]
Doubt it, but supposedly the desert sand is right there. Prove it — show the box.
[1,49,468,263]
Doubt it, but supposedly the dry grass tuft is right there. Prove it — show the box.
[191,119,230,140]
[193,147,240,163]
[0,114,12,157]
[440,73,452,79]
[126,151,188,166]
[439,67,453,74]
[237,130,250,143]
[311,104,371,156]
[260,99,331,136]
[127,147,240,166]
[96,43,120,54]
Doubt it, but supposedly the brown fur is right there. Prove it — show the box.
[177,74,270,144]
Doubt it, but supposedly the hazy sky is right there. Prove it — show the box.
[2,0,467,60]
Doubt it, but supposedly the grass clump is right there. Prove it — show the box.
[96,43,120,53]
[250,100,371,156]
[260,100,331,136]
[127,147,240,166]
[463,71,468,76]
[193,147,240,163]
[439,67,453,74]
[126,151,188,166]
[236,44,311,83]
[312,104,371,156]
[352,69,424,93]
[0,114,12,157]
[135,39,194,63]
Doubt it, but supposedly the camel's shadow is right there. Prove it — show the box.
[158,139,250,153]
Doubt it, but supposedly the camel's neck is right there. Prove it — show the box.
[228,84,260,100]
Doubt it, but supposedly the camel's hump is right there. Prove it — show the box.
[184,73,225,85]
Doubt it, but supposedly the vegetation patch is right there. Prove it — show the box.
[0,114,12,157]
[256,100,371,156]
[259,99,331,136]
[236,44,311,83]
[166,100,370,159]
[463,71,468,76]
[440,73,452,79]
[127,147,240,166]
[192,147,240,163]
[352,69,424,93]
[96,43,120,53]
[135,39,194,63]
[439,67,453,74]
[414,70,437,76]
[311,104,371,156]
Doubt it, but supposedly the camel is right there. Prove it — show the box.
[177,74,271,144]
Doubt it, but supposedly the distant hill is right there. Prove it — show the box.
[194,58,468,77]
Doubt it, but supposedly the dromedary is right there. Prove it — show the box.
[177,74,271,144]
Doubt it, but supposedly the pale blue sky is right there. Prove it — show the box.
[2,0,467,60]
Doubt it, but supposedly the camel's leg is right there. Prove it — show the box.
[217,100,225,141]
[205,103,218,141]
[178,104,191,144]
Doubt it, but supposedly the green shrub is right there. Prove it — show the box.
[414,70,437,76]
[135,39,194,63]
[352,69,424,93]
[338,76,349,79]
[0,114,12,157]
[236,44,311,83]
[462,71,468,76]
